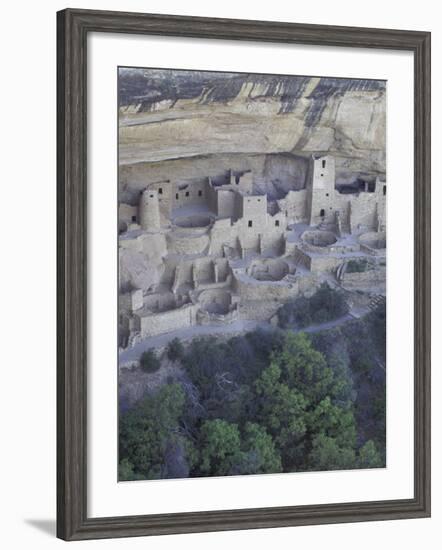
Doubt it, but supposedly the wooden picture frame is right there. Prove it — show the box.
[57,8,431,541]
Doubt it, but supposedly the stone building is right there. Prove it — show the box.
[118,154,386,346]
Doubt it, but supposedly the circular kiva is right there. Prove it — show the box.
[198,289,232,314]
[248,258,289,281]
[359,231,386,250]
[302,230,337,247]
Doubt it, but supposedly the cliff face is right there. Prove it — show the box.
[118,69,386,187]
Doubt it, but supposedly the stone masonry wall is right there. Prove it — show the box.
[138,303,198,337]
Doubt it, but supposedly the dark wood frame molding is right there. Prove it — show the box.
[57,8,431,541]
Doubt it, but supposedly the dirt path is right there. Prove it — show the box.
[119,320,270,366]
[119,313,358,367]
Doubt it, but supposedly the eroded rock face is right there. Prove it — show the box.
[118,69,386,182]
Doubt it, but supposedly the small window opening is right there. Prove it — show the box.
[322,160,326,169]
[248,220,253,228]
[275,220,280,227]
[158,187,163,194]
[320,209,325,218]
[383,185,386,196]
[185,191,189,197]
[326,193,329,197]
[176,193,179,200]
[198,190,202,197]
[131,215,136,222]
[320,173,324,177]
[149,194,154,198]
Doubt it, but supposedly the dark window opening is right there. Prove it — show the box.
[149,194,154,198]
[131,215,136,222]
[322,160,326,169]
[185,191,189,197]
[176,193,179,200]
[320,209,325,217]
[275,220,280,227]
[198,190,202,197]
[383,185,386,196]
[257,198,261,202]
[248,220,253,227]
[235,175,240,185]
[158,187,163,194]
[326,193,329,197]
[320,173,324,177]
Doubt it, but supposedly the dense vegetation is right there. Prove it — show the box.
[119,298,386,480]
[277,283,348,328]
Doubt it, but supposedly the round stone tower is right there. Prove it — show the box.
[139,188,160,231]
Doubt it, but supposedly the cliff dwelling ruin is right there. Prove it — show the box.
[118,154,386,350]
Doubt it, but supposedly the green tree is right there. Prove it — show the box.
[256,333,358,470]
[308,433,356,471]
[255,362,307,468]
[277,284,347,329]
[274,333,334,403]
[167,337,185,362]
[119,383,188,479]
[358,440,384,469]
[309,283,348,324]
[118,458,144,481]
[241,422,282,474]
[308,396,356,449]
[198,419,242,476]
[139,349,161,373]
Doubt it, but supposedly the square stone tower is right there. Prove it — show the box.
[307,155,336,226]
[241,194,268,231]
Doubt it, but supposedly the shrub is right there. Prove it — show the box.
[309,283,348,323]
[167,337,185,361]
[346,259,371,273]
[139,349,161,373]
[277,284,348,329]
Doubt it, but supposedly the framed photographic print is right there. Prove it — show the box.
[57,8,431,541]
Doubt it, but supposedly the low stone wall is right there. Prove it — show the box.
[195,274,233,292]
[237,299,282,321]
[197,307,238,326]
[138,303,198,338]
[341,267,386,290]
[360,244,386,257]
[235,275,298,302]
[166,231,210,255]
[309,255,342,273]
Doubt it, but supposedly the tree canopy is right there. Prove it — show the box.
[119,302,385,480]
